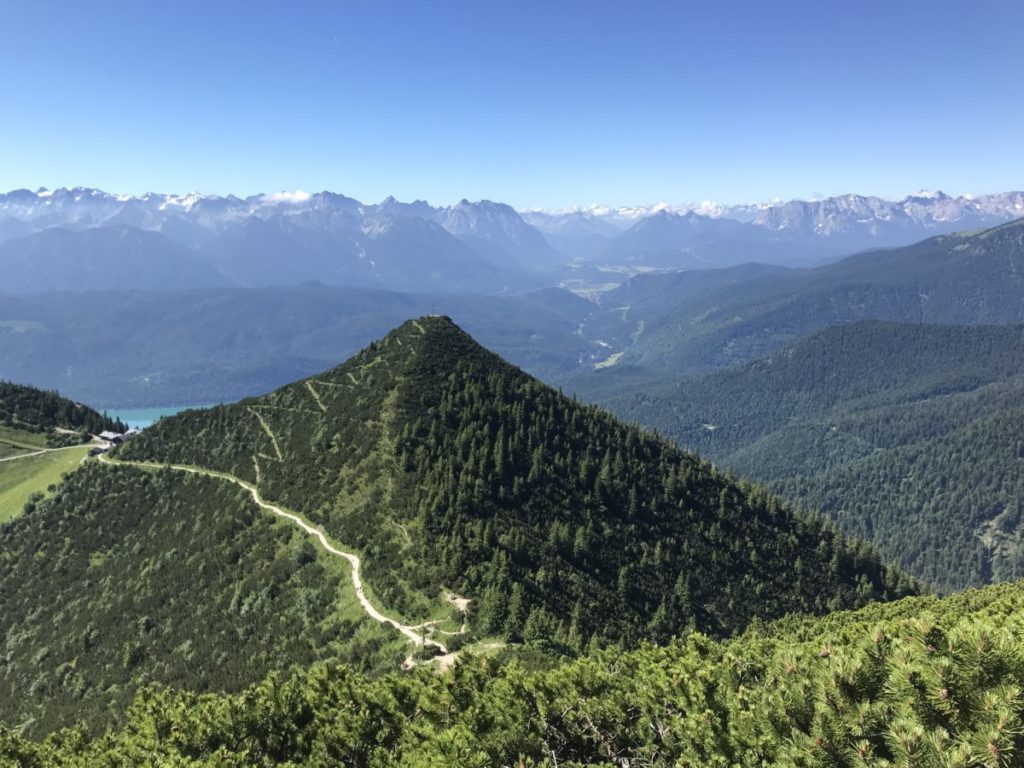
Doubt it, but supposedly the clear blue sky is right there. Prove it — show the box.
[1,0,1021,208]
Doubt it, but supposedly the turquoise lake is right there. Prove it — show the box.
[106,404,217,430]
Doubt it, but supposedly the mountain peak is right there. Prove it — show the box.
[364,314,507,386]
[121,317,913,656]
[399,313,457,332]
[377,314,474,350]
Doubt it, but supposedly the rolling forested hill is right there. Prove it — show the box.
[0,462,409,736]
[576,321,1024,591]
[0,317,916,736]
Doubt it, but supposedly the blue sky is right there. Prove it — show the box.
[1,0,1021,208]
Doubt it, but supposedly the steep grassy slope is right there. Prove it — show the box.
[6,580,1023,766]
[576,322,1024,590]
[0,424,44,459]
[123,316,916,651]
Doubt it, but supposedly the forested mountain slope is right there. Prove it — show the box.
[591,217,1024,375]
[123,316,916,648]
[6,578,1023,766]
[0,463,406,736]
[577,321,1024,590]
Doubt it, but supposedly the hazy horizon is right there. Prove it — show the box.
[4,183,1021,215]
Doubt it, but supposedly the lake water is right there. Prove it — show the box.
[106,404,216,430]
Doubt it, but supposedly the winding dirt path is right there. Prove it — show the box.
[98,454,449,652]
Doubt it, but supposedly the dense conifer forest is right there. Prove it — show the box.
[577,322,1024,590]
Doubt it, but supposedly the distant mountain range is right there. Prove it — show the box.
[1,187,1021,295]
[0,188,558,294]
[0,226,232,293]
[528,190,1024,267]
[529,189,1024,233]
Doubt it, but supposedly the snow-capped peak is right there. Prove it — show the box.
[160,192,208,211]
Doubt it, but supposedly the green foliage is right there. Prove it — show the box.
[0,463,405,737]
[0,381,126,522]
[580,321,1024,591]
[0,380,125,440]
[0,317,918,738]
[5,581,1024,766]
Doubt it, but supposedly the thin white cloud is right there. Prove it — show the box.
[262,190,312,204]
